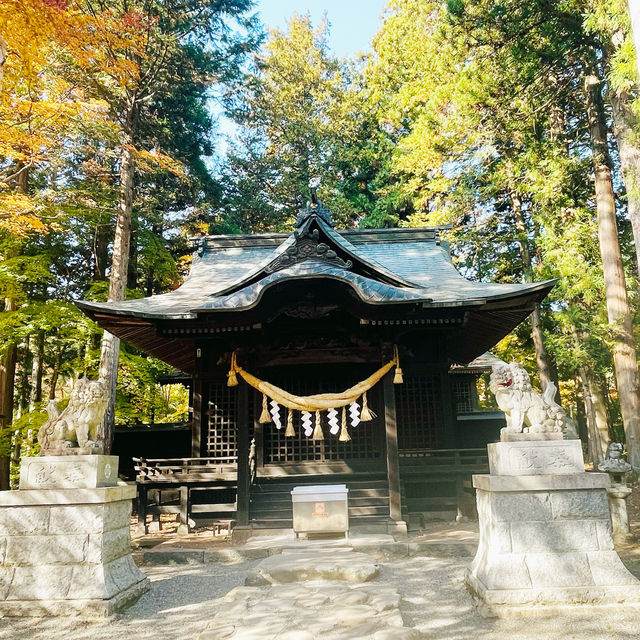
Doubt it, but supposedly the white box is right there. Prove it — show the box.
[291,484,349,535]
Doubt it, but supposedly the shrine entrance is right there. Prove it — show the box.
[81,200,554,536]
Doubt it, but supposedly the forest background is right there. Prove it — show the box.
[1,0,640,476]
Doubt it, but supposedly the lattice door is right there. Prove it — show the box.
[263,367,383,464]
[206,383,256,460]
[395,375,444,450]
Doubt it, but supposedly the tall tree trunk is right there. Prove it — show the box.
[93,220,110,281]
[98,124,135,453]
[14,338,29,420]
[49,349,61,401]
[579,366,609,467]
[511,194,556,393]
[127,227,138,290]
[0,163,26,429]
[585,71,640,468]
[28,331,44,411]
[610,90,640,273]
[0,301,16,429]
[588,376,611,458]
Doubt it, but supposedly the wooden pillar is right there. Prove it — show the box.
[136,485,148,535]
[441,369,457,448]
[236,380,250,527]
[178,485,191,534]
[383,372,403,521]
[191,346,204,457]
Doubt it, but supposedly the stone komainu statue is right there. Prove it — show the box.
[38,377,109,453]
[489,362,577,438]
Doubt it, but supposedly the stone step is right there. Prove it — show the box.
[245,549,379,585]
[198,579,420,640]
[251,495,389,508]
[251,518,294,529]
[254,479,388,492]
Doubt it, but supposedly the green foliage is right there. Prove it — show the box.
[358,0,640,440]
[221,14,403,230]
[0,0,259,433]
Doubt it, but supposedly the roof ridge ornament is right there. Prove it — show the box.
[295,182,334,229]
[264,183,353,273]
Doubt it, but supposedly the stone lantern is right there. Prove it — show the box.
[598,442,634,542]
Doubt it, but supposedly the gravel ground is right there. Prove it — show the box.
[382,556,640,640]
[1,542,640,639]
[0,560,261,640]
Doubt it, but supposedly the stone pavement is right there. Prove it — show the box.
[1,525,640,639]
[198,546,420,640]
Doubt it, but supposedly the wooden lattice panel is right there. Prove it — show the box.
[396,375,444,450]
[263,367,383,464]
[453,378,475,413]
[207,383,238,459]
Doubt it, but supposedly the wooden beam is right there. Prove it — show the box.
[236,381,250,527]
[383,371,403,521]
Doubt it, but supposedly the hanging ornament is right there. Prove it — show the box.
[393,344,404,384]
[259,394,271,423]
[312,411,324,441]
[327,408,339,435]
[339,407,351,442]
[227,352,238,387]
[349,401,361,427]
[360,392,376,422]
[301,411,313,437]
[270,400,282,429]
[285,409,296,437]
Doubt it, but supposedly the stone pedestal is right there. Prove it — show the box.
[466,440,640,616]
[607,484,633,542]
[0,456,148,616]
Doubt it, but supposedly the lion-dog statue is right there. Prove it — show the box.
[490,362,577,438]
[38,377,108,453]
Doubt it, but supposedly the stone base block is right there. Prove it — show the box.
[0,576,149,617]
[0,479,148,616]
[465,569,640,617]
[20,455,119,490]
[500,430,564,442]
[488,440,584,476]
[467,467,640,616]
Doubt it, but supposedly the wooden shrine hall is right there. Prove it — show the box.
[78,199,555,536]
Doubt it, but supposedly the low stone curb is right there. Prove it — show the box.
[142,547,274,565]
[142,540,477,565]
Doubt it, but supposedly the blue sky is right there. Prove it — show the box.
[212,1,388,159]
[254,0,388,59]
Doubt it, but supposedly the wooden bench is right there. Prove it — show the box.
[133,457,239,534]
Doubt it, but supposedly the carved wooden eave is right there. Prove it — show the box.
[263,227,353,274]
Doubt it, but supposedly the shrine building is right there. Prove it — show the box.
[78,201,554,535]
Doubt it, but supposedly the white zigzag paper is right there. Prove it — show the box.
[349,401,361,427]
[301,411,313,437]
[270,400,282,429]
[327,408,339,435]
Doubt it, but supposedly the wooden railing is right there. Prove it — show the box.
[399,448,489,520]
[399,448,488,467]
[133,456,238,483]
[133,441,257,534]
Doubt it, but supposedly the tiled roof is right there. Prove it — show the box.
[78,218,554,319]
